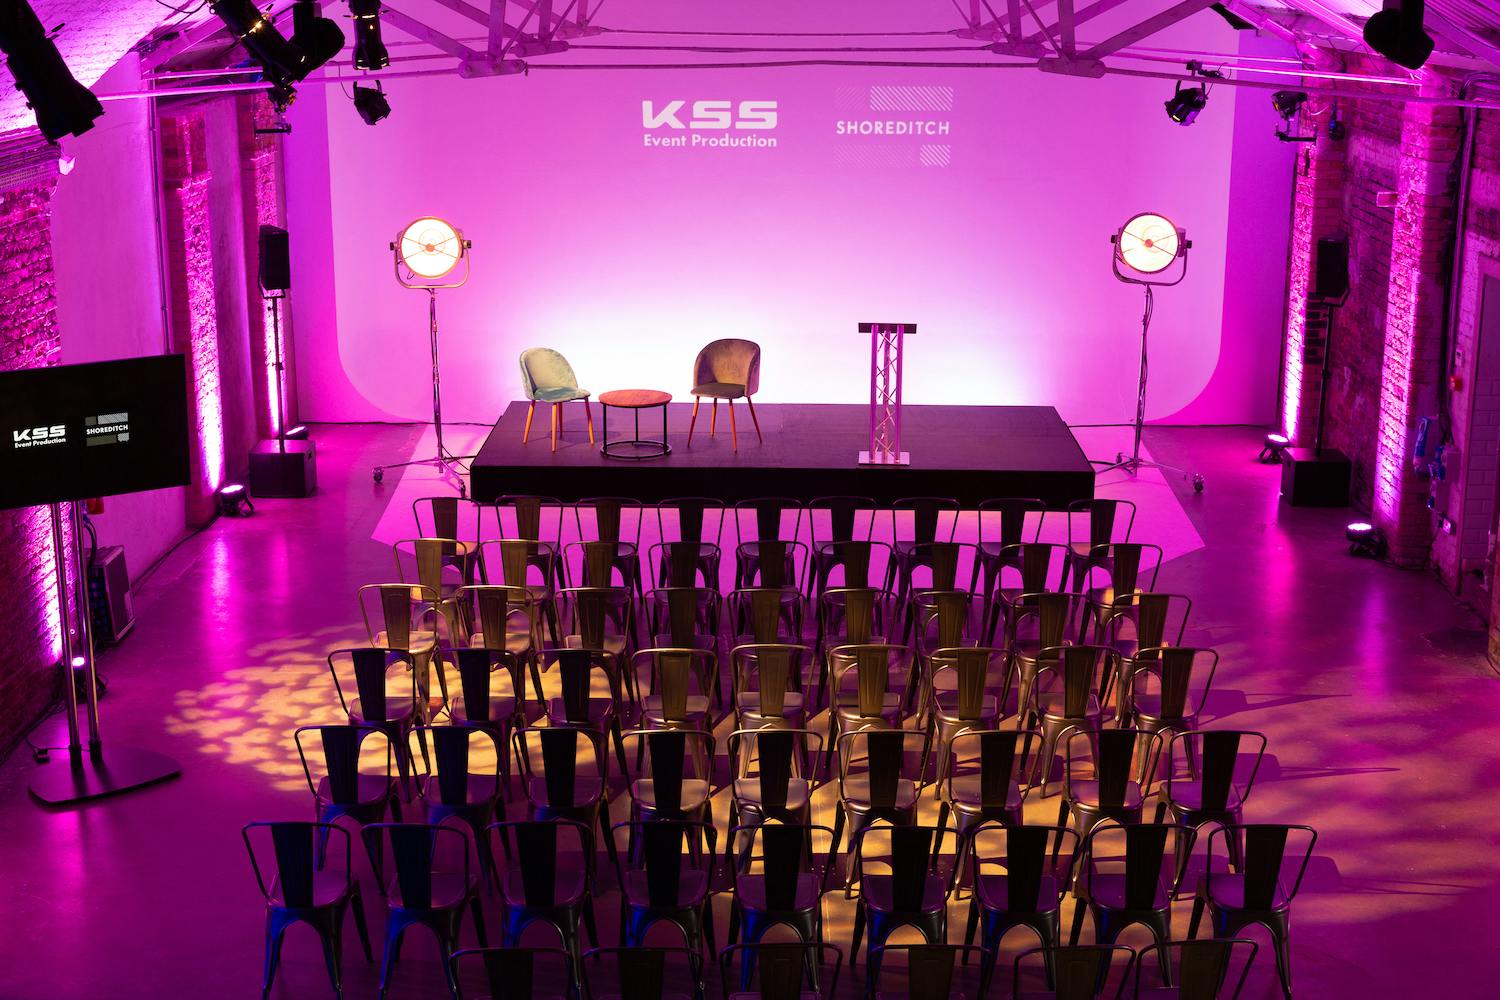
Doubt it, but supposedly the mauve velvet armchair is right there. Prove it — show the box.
[687,338,762,449]
[519,347,594,452]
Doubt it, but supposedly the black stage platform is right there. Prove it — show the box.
[470,402,1094,506]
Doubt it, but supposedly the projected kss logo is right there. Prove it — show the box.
[641,100,779,150]
[11,424,67,449]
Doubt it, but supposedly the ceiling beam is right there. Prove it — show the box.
[489,0,509,56]
[1080,0,1221,61]
[1058,0,1076,54]
[1425,0,1500,69]
[140,15,231,71]
[381,5,484,62]
[1025,0,1137,46]
[1220,1,1302,46]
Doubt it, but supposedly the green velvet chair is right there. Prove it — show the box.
[687,338,762,450]
[519,347,594,452]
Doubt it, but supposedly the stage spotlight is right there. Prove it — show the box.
[285,424,310,440]
[0,2,104,141]
[290,1,345,75]
[1165,82,1208,126]
[352,81,390,125]
[1364,0,1435,71]
[218,483,255,517]
[1259,432,1291,463]
[1346,521,1387,559]
[210,1,304,107]
[349,0,389,70]
[1272,91,1308,121]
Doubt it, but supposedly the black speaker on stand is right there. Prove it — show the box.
[1282,237,1352,507]
[249,225,317,498]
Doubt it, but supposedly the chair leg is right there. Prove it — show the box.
[711,398,718,436]
[350,890,373,962]
[1069,897,1088,944]
[318,913,345,998]
[550,403,559,452]
[1187,895,1206,939]
[523,401,536,443]
[728,398,738,450]
[688,397,701,443]
[262,911,291,998]
[470,897,489,946]
[745,395,763,442]
[584,399,595,444]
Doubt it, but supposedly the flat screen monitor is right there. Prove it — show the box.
[0,354,191,510]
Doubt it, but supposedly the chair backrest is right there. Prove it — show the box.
[623,728,714,816]
[1167,730,1268,814]
[413,724,501,806]
[295,723,392,805]
[727,821,830,911]
[365,822,470,911]
[738,539,807,591]
[728,727,821,813]
[869,944,992,1000]
[615,820,713,908]
[632,648,712,723]
[1063,728,1163,806]
[816,539,890,590]
[451,946,575,1000]
[450,646,522,723]
[567,540,625,589]
[903,540,969,593]
[559,586,631,648]
[460,583,538,651]
[491,494,563,546]
[1092,542,1162,594]
[654,497,725,546]
[1083,822,1194,909]
[734,496,805,547]
[730,643,809,720]
[515,724,608,807]
[355,584,438,651]
[838,728,927,808]
[1013,945,1135,999]
[326,646,416,723]
[931,647,1013,722]
[944,728,1040,807]
[1013,591,1074,650]
[730,587,790,643]
[830,643,908,718]
[1066,498,1136,550]
[694,337,761,392]
[243,821,351,908]
[889,497,960,544]
[519,347,580,395]
[413,494,482,542]
[718,942,842,1000]
[822,587,884,645]
[488,819,593,908]
[1127,592,1191,648]
[977,498,1046,547]
[968,822,1080,913]
[583,947,698,1000]
[851,825,953,912]
[998,541,1069,598]
[1131,646,1218,720]
[1133,939,1259,1000]
[1206,824,1318,910]
[572,496,642,547]
[809,496,877,546]
[917,590,973,650]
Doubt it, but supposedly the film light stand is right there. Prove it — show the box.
[858,322,917,465]
[29,500,181,805]
[1093,213,1204,493]
[372,218,474,496]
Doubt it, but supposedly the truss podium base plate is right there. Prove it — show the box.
[858,450,911,466]
[29,745,182,806]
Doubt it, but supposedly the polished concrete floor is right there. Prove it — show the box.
[0,424,1495,999]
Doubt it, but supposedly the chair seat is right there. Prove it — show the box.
[734,993,819,1000]
[932,691,1002,725]
[840,775,918,810]
[1085,872,1171,911]
[499,865,587,907]
[1201,873,1292,911]
[1162,785,1242,813]
[449,694,518,726]
[641,694,712,724]
[650,633,716,652]
[976,872,1061,913]
[623,867,710,907]
[736,872,823,912]
[834,692,904,722]
[692,381,747,399]
[468,630,535,656]
[564,634,627,657]
[860,873,948,914]
[733,777,812,814]
[420,773,502,808]
[1130,695,1191,725]
[269,871,354,909]
[373,630,438,654]
[387,871,478,909]
[947,775,1022,811]
[1066,779,1144,812]
[546,696,616,726]
[1038,693,1103,721]
[527,774,604,809]
[316,773,396,807]
[631,778,712,814]
[532,386,590,403]
[349,697,444,726]
[735,691,805,719]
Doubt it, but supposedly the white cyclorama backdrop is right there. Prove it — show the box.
[285,5,1293,426]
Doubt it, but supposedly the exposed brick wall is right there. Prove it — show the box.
[0,159,63,748]
[160,110,225,522]
[238,94,298,438]
[1281,127,1346,445]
